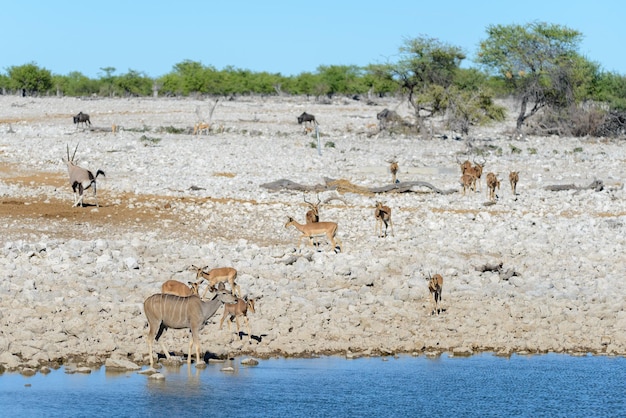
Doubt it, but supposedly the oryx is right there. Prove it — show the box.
[64,144,105,207]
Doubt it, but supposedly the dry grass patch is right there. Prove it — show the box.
[213,172,236,178]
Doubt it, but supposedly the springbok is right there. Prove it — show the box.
[509,171,519,195]
[486,172,500,201]
[285,216,342,252]
[143,289,237,367]
[64,144,105,207]
[161,279,200,297]
[304,194,321,224]
[220,296,256,342]
[191,265,240,299]
[374,201,394,238]
[427,273,444,315]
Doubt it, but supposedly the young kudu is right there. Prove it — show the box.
[64,144,105,207]
[143,289,237,367]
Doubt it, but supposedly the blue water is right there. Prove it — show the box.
[1,353,625,417]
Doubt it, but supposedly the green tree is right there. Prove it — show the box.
[390,36,465,123]
[317,65,366,96]
[172,60,208,95]
[55,71,99,96]
[7,63,53,95]
[98,66,116,97]
[363,63,400,97]
[476,22,584,130]
[0,74,10,93]
[286,72,320,96]
[115,69,153,96]
[158,73,182,96]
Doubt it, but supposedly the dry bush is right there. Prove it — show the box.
[527,103,626,138]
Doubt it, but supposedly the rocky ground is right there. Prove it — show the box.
[0,94,625,373]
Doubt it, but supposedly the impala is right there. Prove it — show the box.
[161,279,200,297]
[486,172,500,201]
[509,171,519,195]
[427,273,444,315]
[374,201,394,237]
[191,265,240,299]
[304,194,321,224]
[285,216,342,252]
[220,296,256,342]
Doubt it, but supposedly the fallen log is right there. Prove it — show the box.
[259,177,456,195]
[259,179,328,192]
[544,179,604,192]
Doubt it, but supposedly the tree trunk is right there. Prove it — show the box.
[516,95,528,130]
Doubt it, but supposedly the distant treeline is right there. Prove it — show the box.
[3,23,626,137]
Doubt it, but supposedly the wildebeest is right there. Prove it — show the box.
[376,108,403,130]
[297,112,316,125]
[73,112,91,128]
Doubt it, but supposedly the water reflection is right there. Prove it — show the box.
[1,353,625,417]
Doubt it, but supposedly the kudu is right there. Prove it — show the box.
[143,289,237,367]
[64,144,105,207]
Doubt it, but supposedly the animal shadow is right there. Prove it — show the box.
[236,332,264,343]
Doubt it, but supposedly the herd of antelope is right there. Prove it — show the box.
[63,111,527,367]
[144,264,258,367]
[457,156,519,202]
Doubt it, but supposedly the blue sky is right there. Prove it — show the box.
[2,1,623,78]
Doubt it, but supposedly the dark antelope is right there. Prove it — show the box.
[64,144,105,207]
[143,289,237,367]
